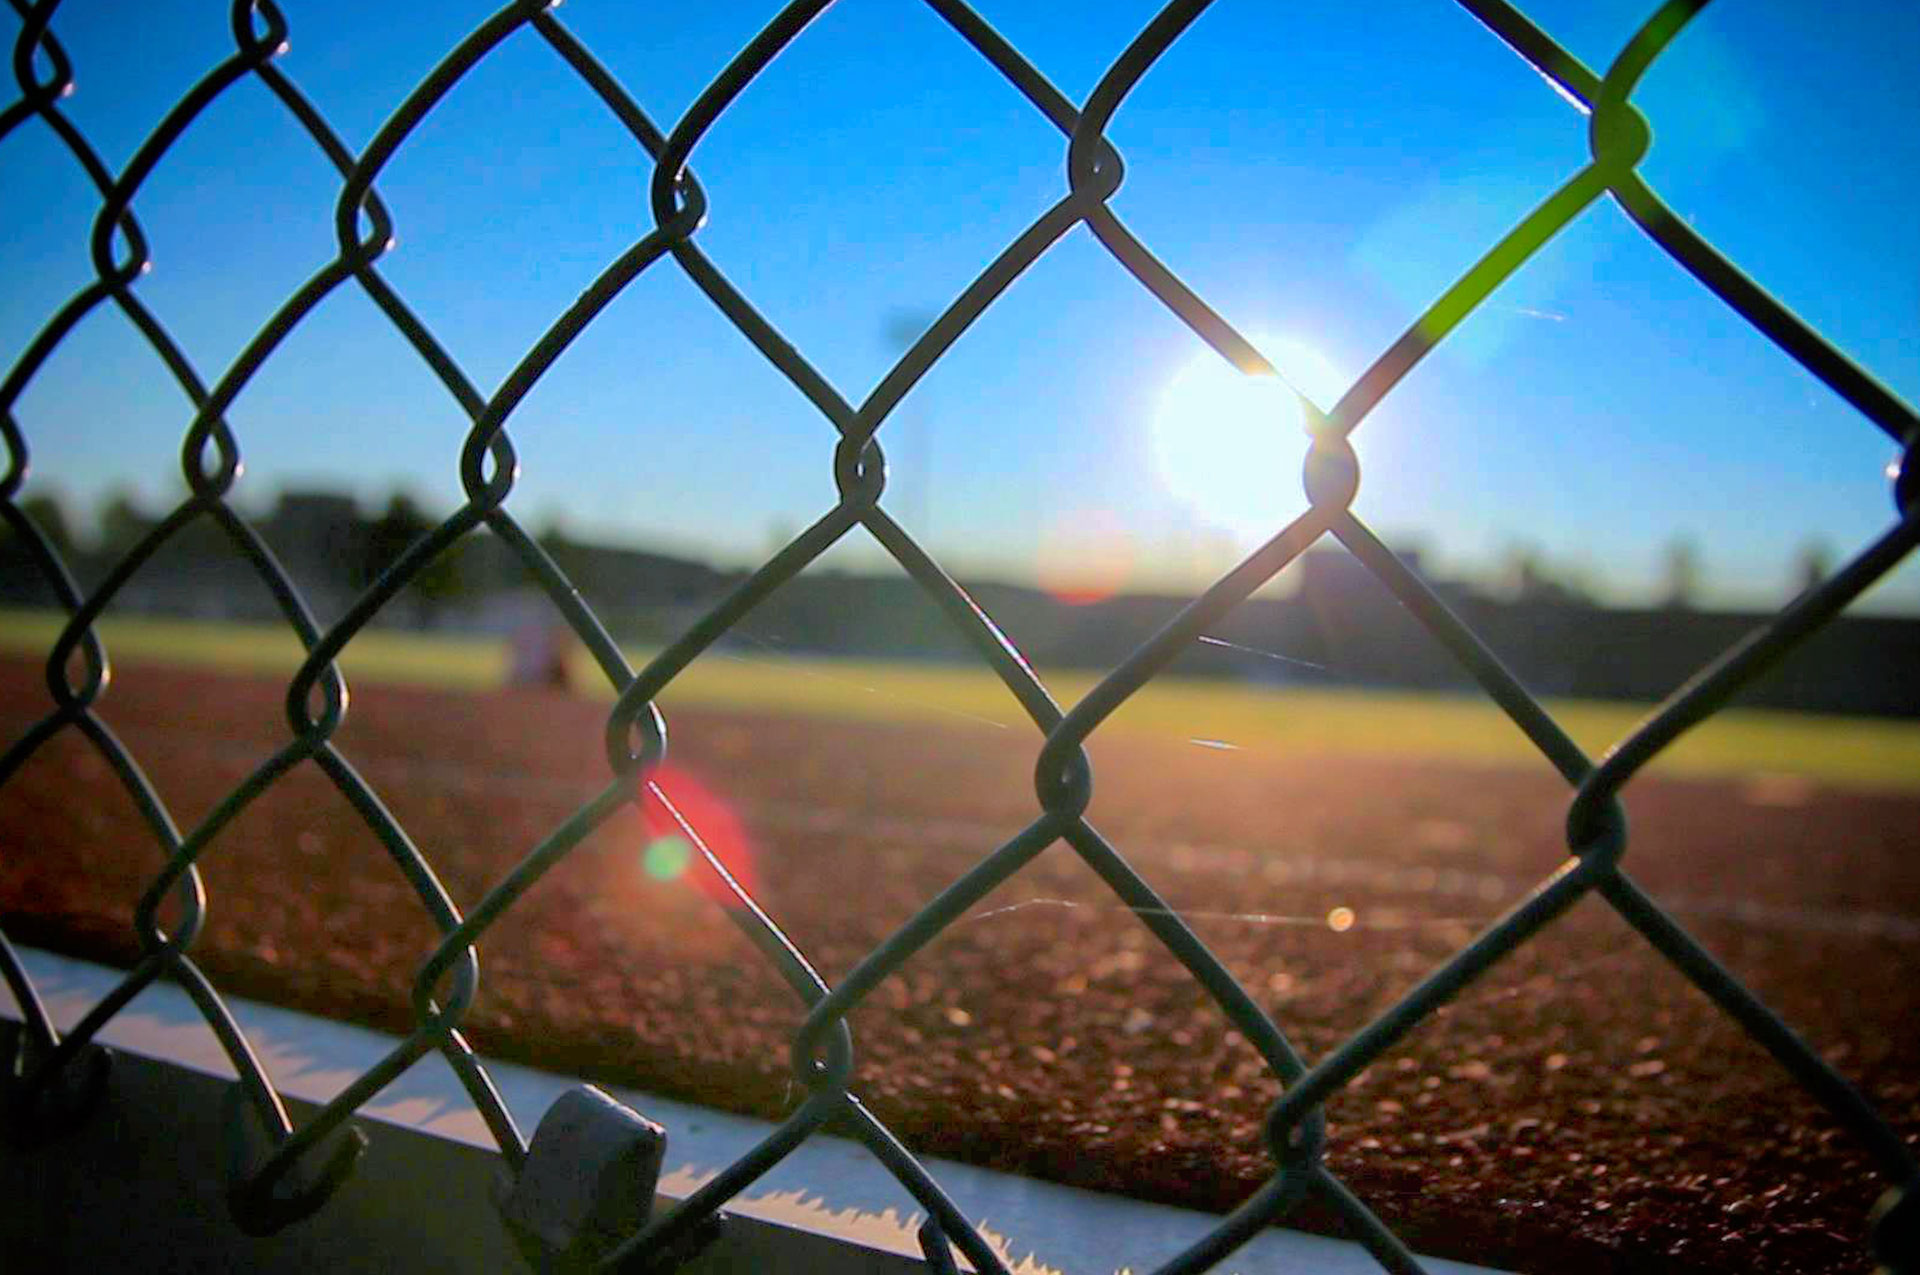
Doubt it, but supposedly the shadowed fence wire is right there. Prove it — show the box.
[1,0,1916,1271]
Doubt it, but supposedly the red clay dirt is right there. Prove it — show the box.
[0,656,1915,1274]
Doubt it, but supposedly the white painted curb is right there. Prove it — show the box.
[3,945,1506,1274]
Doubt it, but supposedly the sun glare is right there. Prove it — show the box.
[1150,336,1351,544]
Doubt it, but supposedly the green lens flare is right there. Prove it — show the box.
[643,835,693,881]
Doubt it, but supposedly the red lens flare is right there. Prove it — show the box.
[1037,505,1135,607]
[637,763,761,909]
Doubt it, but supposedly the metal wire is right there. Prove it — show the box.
[1,0,1915,1270]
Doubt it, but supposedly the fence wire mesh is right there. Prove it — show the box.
[1,0,1916,1271]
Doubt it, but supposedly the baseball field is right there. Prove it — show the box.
[0,612,1915,1273]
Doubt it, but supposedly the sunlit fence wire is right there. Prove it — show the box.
[2,0,1916,1271]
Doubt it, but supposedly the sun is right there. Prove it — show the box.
[1149,335,1351,544]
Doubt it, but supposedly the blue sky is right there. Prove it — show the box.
[4,0,1917,612]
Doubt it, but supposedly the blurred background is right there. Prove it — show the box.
[3,0,1917,709]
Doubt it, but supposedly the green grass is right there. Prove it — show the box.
[4,608,1917,790]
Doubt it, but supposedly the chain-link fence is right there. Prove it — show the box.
[2,0,1916,1271]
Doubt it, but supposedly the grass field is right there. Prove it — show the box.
[3,608,1918,790]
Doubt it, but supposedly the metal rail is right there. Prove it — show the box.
[2,1,1915,1271]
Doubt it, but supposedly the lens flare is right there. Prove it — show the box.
[1036,505,1135,606]
[1327,906,1356,932]
[638,763,760,907]
[642,834,693,882]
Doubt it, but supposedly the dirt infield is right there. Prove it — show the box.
[1,657,1915,1273]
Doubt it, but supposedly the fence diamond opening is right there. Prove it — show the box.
[2,0,1916,1271]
